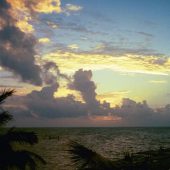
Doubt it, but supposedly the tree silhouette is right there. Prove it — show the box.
[68,141,114,170]
[0,89,46,170]
[68,141,170,170]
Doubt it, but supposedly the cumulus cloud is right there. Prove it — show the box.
[114,98,154,125]
[69,69,115,116]
[113,98,170,126]
[70,69,98,107]
[3,69,170,126]
[6,91,170,126]
[42,61,70,85]
[6,83,87,119]
[0,0,42,85]
[5,69,113,120]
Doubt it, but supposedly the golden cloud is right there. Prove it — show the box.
[38,37,51,43]
[65,4,83,12]
[97,91,130,107]
[149,80,167,84]
[32,0,61,13]
[54,86,84,103]
[43,51,170,76]
[7,0,62,33]
[16,17,34,33]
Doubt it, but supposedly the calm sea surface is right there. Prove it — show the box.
[23,127,170,170]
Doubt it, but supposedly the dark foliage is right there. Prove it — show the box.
[0,89,46,170]
[68,141,170,170]
[68,141,115,170]
[0,111,13,126]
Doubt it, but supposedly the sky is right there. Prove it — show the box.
[0,0,170,127]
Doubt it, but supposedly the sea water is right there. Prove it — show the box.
[24,127,170,170]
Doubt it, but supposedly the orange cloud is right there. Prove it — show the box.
[89,115,122,122]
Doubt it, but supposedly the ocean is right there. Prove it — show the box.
[25,127,170,170]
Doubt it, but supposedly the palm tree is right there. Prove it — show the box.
[68,141,170,170]
[0,89,46,170]
[68,141,115,170]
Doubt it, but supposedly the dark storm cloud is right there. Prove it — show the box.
[114,98,154,126]
[5,69,112,119]
[113,98,170,126]
[3,68,170,126]
[6,93,170,126]
[0,0,42,85]
[12,83,87,118]
[42,61,70,85]
[69,69,113,115]
[70,69,98,107]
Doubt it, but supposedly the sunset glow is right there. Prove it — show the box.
[0,0,170,126]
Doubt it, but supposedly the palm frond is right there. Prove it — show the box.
[68,141,114,170]
[0,150,46,170]
[0,111,13,126]
[5,128,38,145]
[0,89,15,104]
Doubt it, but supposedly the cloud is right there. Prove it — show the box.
[68,44,79,50]
[6,0,62,32]
[64,4,83,12]
[137,32,153,38]
[149,80,167,84]
[70,69,99,107]
[6,83,87,119]
[6,90,170,126]
[6,0,83,33]
[151,57,168,65]
[113,98,170,126]
[97,91,130,107]
[38,37,51,43]
[5,69,114,120]
[0,0,42,85]
[43,50,170,76]
[3,69,170,126]
[45,18,106,35]
[93,42,161,56]
[54,86,84,103]
[114,98,154,125]
[41,61,70,85]
[69,69,115,116]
